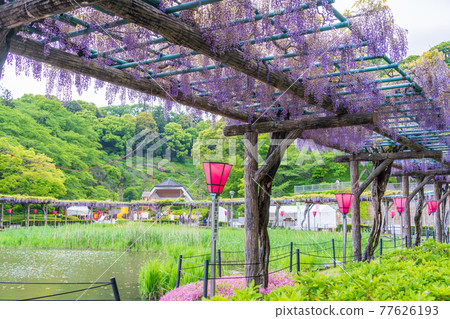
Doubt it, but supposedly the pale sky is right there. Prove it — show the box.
[1,0,448,107]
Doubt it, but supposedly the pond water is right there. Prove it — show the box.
[0,248,155,301]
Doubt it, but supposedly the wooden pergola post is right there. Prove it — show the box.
[244,131,259,287]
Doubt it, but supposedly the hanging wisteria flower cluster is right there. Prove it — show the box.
[4,0,449,168]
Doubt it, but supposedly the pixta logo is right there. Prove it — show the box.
[126,129,172,175]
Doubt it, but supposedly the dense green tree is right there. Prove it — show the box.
[135,112,157,133]
[163,122,192,162]
[123,187,139,201]
[151,105,167,133]
[430,41,450,67]
[0,138,66,197]
[96,114,137,154]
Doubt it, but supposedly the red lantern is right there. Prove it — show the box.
[7,209,12,214]
[280,211,284,216]
[33,209,37,214]
[335,194,354,214]
[203,162,233,194]
[313,211,317,217]
[427,201,438,214]
[93,212,99,220]
[390,211,395,219]
[224,210,227,216]
[393,197,407,214]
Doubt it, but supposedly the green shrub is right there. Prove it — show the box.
[259,240,450,301]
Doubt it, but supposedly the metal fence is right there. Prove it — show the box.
[176,238,409,298]
[0,277,120,301]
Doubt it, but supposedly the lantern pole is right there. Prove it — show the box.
[230,191,234,228]
[400,212,404,248]
[210,192,219,298]
[343,213,347,265]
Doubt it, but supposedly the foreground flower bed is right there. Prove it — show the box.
[160,271,295,301]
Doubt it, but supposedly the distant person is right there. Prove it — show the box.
[335,179,340,188]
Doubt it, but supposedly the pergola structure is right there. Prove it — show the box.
[1,0,449,287]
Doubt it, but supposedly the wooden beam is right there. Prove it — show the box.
[223,113,375,136]
[357,159,393,195]
[334,151,442,163]
[9,35,248,122]
[0,0,99,29]
[254,129,304,185]
[392,169,450,177]
[407,176,434,202]
[438,189,450,205]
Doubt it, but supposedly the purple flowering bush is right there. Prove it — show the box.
[160,271,295,301]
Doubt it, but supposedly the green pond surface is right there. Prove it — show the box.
[0,248,154,301]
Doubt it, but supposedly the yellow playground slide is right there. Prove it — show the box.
[117,207,129,220]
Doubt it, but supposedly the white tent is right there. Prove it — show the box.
[67,206,89,216]
[269,204,338,230]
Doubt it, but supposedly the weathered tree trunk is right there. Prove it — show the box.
[434,182,443,242]
[362,161,392,261]
[413,177,425,247]
[43,204,48,226]
[26,204,30,228]
[256,131,287,288]
[272,203,281,228]
[300,203,313,229]
[350,160,362,261]
[244,132,260,287]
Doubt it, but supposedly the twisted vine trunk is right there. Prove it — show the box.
[300,203,313,230]
[434,183,443,243]
[244,131,287,288]
[362,161,392,262]
[414,177,425,247]
[272,203,281,228]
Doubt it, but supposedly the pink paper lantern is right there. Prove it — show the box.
[203,162,233,194]
[168,210,171,214]
[393,197,407,214]
[427,201,438,214]
[7,209,12,214]
[195,211,198,215]
[224,211,227,216]
[53,211,57,215]
[335,194,354,214]
[390,211,395,218]
[33,209,37,214]
[313,211,317,217]
[280,211,284,216]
